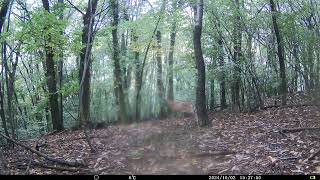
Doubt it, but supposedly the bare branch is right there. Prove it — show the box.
[66,0,84,15]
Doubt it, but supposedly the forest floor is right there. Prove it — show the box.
[1,95,320,175]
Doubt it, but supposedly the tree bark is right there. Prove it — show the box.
[217,23,226,109]
[133,33,141,121]
[270,0,287,106]
[231,0,242,112]
[0,80,8,137]
[42,0,63,131]
[134,1,164,121]
[58,0,64,129]
[167,1,177,101]
[210,76,215,110]
[111,0,128,123]
[79,0,98,127]
[3,42,16,139]
[121,6,131,92]
[0,0,10,33]
[193,0,210,127]
[156,30,165,118]
[0,0,11,139]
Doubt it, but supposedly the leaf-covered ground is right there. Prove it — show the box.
[1,97,320,174]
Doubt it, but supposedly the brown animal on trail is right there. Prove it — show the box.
[165,100,194,116]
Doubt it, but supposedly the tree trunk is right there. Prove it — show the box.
[0,0,10,33]
[316,50,320,90]
[133,33,141,121]
[58,0,64,129]
[270,0,287,106]
[0,0,11,139]
[292,43,299,92]
[0,79,8,137]
[156,30,165,118]
[4,47,19,139]
[42,0,63,131]
[79,0,98,127]
[121,7,131,92]
[231,0,242,112]
[217,24,226,109]
[167,1,177,101]
[3,42,16,139]
[111,0,128,123]
[210,77,215,110]
[193,0,210,127]
[134,1,165,121]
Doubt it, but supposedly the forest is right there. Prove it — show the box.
[0,0,319,175]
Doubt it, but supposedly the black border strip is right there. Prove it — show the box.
[0,175,318,180]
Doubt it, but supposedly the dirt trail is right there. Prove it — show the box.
[3,104,320,174]
[103,116,235,175]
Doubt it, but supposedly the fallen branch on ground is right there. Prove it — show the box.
[279,156,300,161]
[262,103,317,110]
[29,160,91,173]
[280,127,320,133]
[194,151,236,157]
[51,135,110,143]
[0,133,85,167]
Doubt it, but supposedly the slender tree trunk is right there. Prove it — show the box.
[156,30,165,118]
[79,0,98,127]
[42,0,63,131]
[120,21,131,119]
[133,33,141,121]
[121,7,130,91]
[134,1,165,121]
[0,81,8,137]
[58,0,64,128]
[270,0,287,106]
[316,51,320,90]
[0,0,11,139]
[3,42,16,139]
[0,0,10,32]
[217,24,226,109]
[231,0,242,112]
[307,40,315,91]
[292,43,299,92]
[193,0,210,127]
[167,1,177,101]
[210,77,215,110]
[5,49,19,138]
[111,0,128,123]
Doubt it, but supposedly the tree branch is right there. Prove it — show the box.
[0,133,85,167]
[66,0,84,15]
